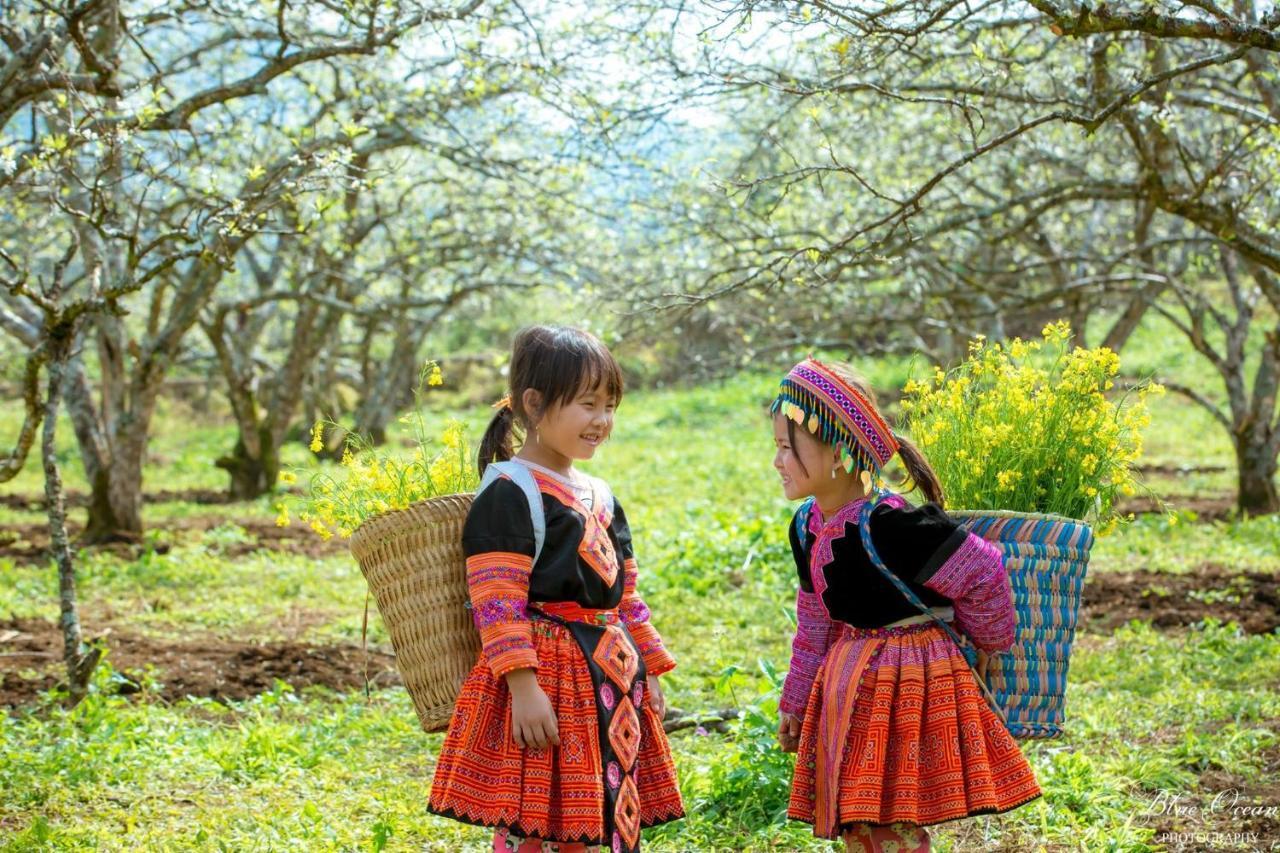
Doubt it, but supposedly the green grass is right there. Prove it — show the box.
[2,330,1278,850]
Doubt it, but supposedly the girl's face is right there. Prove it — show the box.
[531,381,616,462]
[772,415,832,501]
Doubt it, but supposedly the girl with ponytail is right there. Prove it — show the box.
[769,358,1040,852]
[429,326,683,852]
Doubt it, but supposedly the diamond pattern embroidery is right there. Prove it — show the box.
[578,518,618,586]
[614,775,641,850]
[592,625,638,690]
[607,696,642,771]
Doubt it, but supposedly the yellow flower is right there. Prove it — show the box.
[441,421,464,450]
[900,322,1154,523]
[274,503,290,527]
[279,470,298,485]
[426,362,444,386]
[309,421,325,453]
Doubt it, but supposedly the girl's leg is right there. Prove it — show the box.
[842,822,931,853]
[493,829,600,853]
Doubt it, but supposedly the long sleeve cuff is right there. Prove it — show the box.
[780,589,834,716]
[919,533,1016,652]
[619,557,676,675]
[628,622,676,676]
[467,551,540,678]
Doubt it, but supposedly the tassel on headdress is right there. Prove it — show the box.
[771,357,899,479]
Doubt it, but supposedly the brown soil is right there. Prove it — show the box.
[0,617,399,710]
[1082,566,1280,635]
[1135,463,1229,476]
[1114,494,1239,522]
[0,486,305,512]
[0,515,345,566]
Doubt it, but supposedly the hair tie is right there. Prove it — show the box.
[492,394,512,411]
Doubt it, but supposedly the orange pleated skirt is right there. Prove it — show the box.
[789,621,1041,837]
[429,618,683,845]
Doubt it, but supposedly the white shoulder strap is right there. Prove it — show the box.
[590,475,616,517]
[476,461,546,566]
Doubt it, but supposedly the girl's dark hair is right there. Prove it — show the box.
[477,325,624,475]
[895,432,945,507]
[778,361,946,507]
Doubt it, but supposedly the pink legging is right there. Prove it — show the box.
[493,828,601,853]
[843,822,931,852]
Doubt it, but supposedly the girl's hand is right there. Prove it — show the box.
[778,711,802,752]
[506,669,560,749]
[647,674,666,719]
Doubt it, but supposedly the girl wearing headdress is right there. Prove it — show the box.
[428,326,683,853]
[770,358,1040,852]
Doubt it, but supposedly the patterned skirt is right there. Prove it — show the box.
[789,620,1041,838]
[428,614,683,850]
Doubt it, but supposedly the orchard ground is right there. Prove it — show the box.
[2,319,1279,851]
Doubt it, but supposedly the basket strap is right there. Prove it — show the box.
[794,497,815,551]
[478,461,547,566]
[855,493,972,655]
[857,493,1008,727]
[588,475,616,518]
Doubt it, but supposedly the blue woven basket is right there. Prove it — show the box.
[948,509,1093,740]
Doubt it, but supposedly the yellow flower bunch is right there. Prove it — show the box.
[291,363,477,540]
[900,322,1163,531]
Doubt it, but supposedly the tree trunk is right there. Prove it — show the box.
[214,427,279,500]
[81,465,135,542]
[43,339,102,704]
[1235,436,1279,516]
[352,317,423,443]
[59,351,136,543]
[1101,282,1163,353]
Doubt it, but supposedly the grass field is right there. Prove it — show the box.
[2,323,1279,851]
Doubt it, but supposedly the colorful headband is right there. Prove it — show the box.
[492,394,512,410]
[771,358,900,474]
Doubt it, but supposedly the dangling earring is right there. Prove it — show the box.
[831,465,838,479]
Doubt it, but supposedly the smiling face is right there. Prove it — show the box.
[772,414,835,501]
[531,381,616,463]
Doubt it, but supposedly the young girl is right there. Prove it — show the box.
[429,325,684,853]
[770,357,1041,852]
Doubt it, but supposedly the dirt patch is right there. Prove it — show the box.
[1082,567,1280,635]
[0,617,398,710]
[0,486,305,512]
[1114,494,1238,522]
[1136,463,1229,476]
[0,515,346,566]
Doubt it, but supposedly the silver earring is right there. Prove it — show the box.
[831,466,838,479]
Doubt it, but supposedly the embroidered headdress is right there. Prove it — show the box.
[771,357,900,476]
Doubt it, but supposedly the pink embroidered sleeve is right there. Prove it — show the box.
[619,556,676,676]
[780,588,836,716]
[920,533,1016,652]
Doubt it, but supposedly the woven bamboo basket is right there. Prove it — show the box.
[348,493,480,732]
[948,509,1094,740]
